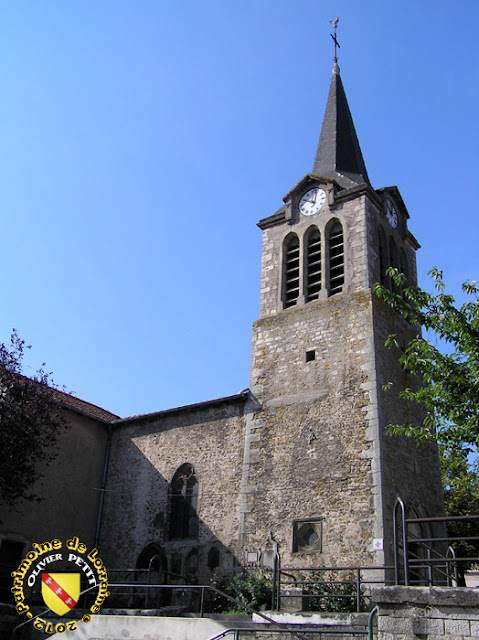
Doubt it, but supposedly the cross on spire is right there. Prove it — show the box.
[328,16,340,65]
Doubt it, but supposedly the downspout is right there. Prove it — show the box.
[94,423,112,549]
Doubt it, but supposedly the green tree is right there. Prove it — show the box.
[374,267,479,450]
[440,447,479,583]
[0,330,67,506]
[375,268,479,574]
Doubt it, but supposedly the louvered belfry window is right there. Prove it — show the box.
[328,222,345,295]
[400,249,409,285]
[284,235,300,308]
[306,229,322,301]
[378,227,388,286]
[389,236,399,293]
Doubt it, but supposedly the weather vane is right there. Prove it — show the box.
[329,17,340,65]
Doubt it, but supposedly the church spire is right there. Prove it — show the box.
[312,44,370,190]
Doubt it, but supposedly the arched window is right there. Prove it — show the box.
[136,544,166,575]
[169,464,198,540]
[400,249,409,288]
[305,228,322,302]
[378,226,388,286]
[328,221,344,296]
[283,234,300,308]
[207,547,220,571]
[389,236,399,293]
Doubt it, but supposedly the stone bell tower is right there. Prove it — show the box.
[238,63,444,572]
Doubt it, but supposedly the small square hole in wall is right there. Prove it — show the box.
[305,350,316,362]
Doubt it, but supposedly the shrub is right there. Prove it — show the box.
[302,571,364,613]
[208,568,273,613]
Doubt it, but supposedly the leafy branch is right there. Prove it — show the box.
[374,268,479,450]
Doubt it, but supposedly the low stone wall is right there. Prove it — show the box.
[372,586,479,639]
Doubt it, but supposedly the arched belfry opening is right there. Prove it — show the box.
[305,227,322,302]
[327,220,345,296]
[283,234,300,308]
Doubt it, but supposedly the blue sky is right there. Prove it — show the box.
[1,1,478,417]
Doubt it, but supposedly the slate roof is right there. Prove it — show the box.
[119,389,250,424]
[52,386,120,422]
[3,370,119,422]
[313,63,370,190]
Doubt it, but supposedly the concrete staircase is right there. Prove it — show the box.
[8,608,371,639]
[49,611,370,640]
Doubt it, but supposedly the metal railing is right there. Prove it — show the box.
[207,628,371,640]
[206,607,378,640]
[393,498,479,586]
[272,557,394,613]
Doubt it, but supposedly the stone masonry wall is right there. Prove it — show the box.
[372,296,445,570]
[244,288,381,569]
[373,586,479,639]
[100,397,247,583]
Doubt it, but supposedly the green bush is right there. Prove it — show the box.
[302,571,363,613]
[208,568,273,613]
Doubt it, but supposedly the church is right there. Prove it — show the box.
[0,58,444,599]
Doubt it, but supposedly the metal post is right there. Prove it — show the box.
[368,606,378,640]
[276,553,281,611]
[394,498,408,585]
[393,499,400,584]
[427,547,433,586]
[356,568,361,612]
[402,501,409,586]
[447,546,458,586]
[272,551,281,611]
[200,586,205,617]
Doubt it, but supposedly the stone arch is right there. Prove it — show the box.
[304,225,322,302]
[282,232,300,308]
[325,218,345,296]
[136,543,168,607]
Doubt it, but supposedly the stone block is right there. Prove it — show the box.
[444,618,470,636]
[412,616,444,635]
[470,620,479,635]
[378,615,412,633]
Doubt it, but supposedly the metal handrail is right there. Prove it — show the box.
[406,514,479,524]
[393,498,479,586]
[274,565,394,613]
[368,606,378,640]
[206,629,370,640]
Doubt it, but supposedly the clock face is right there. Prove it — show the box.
[299,188,326,216]
[386,199,398,228]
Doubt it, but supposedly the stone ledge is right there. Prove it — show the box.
[252,611,370,626]
[372,586,479,609]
